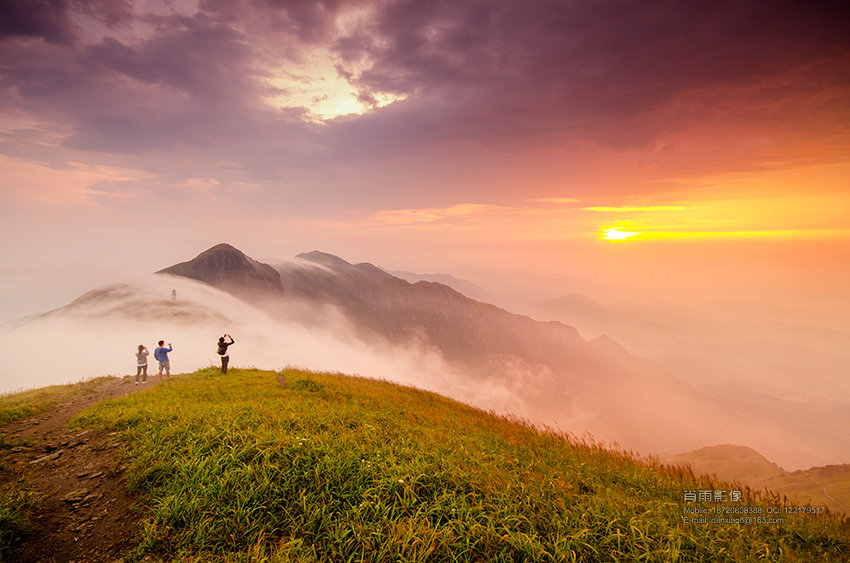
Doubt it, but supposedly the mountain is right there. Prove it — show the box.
[534,293,850,402]
[390,270,493,302]
[39,283,230,325]
[663,444,786,488]
[157,243,284,299]
[764,464,850,514]
[281,251,592,369]
[665,445,850,514]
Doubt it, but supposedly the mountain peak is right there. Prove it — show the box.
[197,243,244,257]
[296,250,353,269]
[157,243,283,297]
[295,250,391,280]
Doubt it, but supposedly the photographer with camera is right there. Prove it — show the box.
[217,334,235,374]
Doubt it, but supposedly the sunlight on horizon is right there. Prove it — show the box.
[601,227,641,240]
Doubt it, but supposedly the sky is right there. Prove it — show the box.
[1,0,849,320]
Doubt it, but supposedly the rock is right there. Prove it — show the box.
[89,471,104,479]
[83,492,104,502]
[30,451,63,464]
[63,488,90,503]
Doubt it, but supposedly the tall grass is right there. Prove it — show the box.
[75,368,850,562]
[0,486,32,561]
[0,435,34,560]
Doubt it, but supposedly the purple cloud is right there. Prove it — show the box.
[0,0,848,208]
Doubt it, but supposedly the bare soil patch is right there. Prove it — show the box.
[1,375,177,562]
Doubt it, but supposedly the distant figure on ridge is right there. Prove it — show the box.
[217,334,235,374]
[154,340,173,377]
[135,344,149,384]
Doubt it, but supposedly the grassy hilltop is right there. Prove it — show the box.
[5,368,850,561]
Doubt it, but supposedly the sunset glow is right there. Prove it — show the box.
[601,227,642,241]
[1,3,850,531]
[0,0,847,316]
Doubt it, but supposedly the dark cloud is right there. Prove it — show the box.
[0,0,132,43]
[0,0,848,206]
[336,0,850,149]
[0,0,76,43]
[85,15,252,102]
[200,0,370,46]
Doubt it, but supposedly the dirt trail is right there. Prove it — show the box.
[806,474,848,514]
[0,374,175,563]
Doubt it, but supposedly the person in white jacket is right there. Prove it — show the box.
[135,344,149,384]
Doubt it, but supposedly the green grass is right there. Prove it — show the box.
[0,376,116,425]
[72,368,849,562]
[0,486,33,561]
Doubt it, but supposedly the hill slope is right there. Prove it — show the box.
[67,368,849,562]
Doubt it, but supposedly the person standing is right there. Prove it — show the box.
[135,344,149,384]
[217,334,235,374]
[154,340,173,377]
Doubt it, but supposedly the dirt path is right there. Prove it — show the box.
[806,474,847,514]
[0,374,176,563]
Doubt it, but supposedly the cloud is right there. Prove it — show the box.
[0,0,79,43]
[0,0,848,213]
[586,206,687,212]
[332,1,850,148]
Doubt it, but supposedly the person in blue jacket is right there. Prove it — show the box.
[154,340,173,377]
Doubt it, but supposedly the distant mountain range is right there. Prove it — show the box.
[664,445,850,514]
[390,270,493,302]
[533,293,850,403]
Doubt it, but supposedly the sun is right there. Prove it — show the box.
[601,227,641,241]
